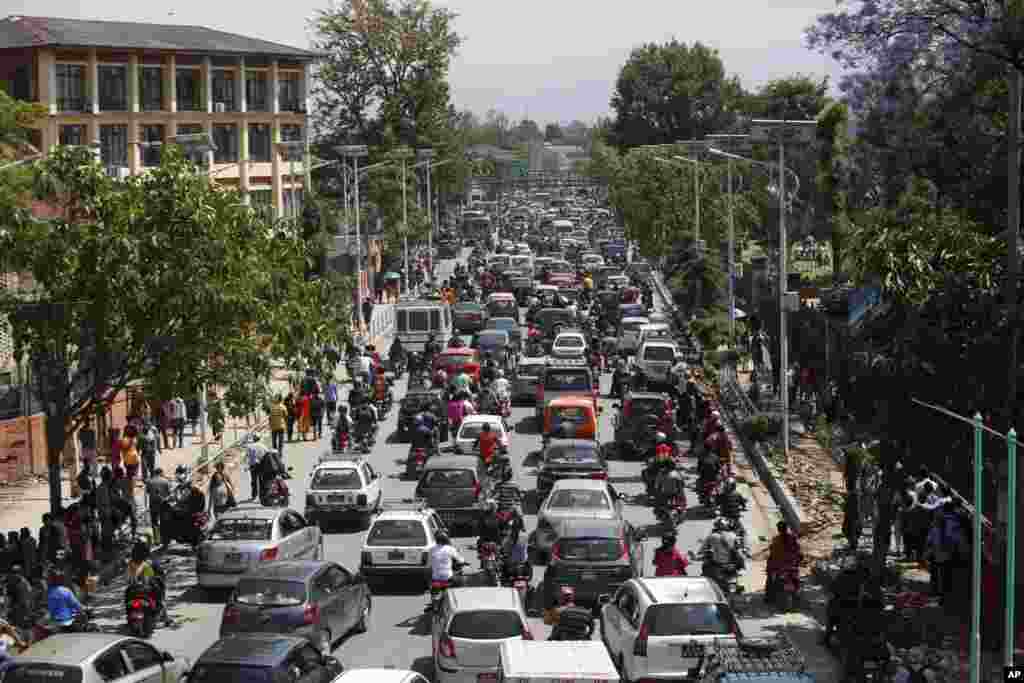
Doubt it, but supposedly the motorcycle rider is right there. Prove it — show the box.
[476,499,503,556]
[697,446,721,500]
[492,370,511,403]
[655,454,686,513]
[353,402,377,448]
[348,379,368,409]
[334,405,352,450]
[653,532,689,576]
[46,567,84,631]
[447,390,475,438]
[5,565,33,628]
[765,520,803,602]
[427,532,466,612]
[433,368,449,391]
[126,540,168,625]
[424,333,442,361]
[503,528,531,584]
[717,477,747,521]
[548,587,594,641]
[700,518,745,590]
[474,422,500,467]
[176,465,207,514]
[389,337,405,372]
[452,367,473,394]
[611,359,629,398]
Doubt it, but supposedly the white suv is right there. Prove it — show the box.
[635,341,679,387]
[304,456,382,528]
[432,586,532,683]
[359,501,447,589]
[550,331,588,359]
[600,577,741,681]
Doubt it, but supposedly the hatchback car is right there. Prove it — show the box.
[9,634,187,683]
[600,577,741,681]
[192,634,342,683]
[529,478,624,562]
[220,561,371,655]
[304,458,382,528]
[453,414,510,454]
[535,439,608,498]
[453,303,487,333]
[544,518,645,606]
[359,501,446,588]
[415,455,491,534]
[511,358,546,404]
[431,587,532,683]
[550,331,588,360]
[198,506,324,589]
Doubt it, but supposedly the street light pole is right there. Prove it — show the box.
[394,147,414,295]
[706,134,751,342]
[335,145,369,332]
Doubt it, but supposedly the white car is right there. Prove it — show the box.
[634,341,679,386]
[530,478,624,560]
[432,587,532,683]
[600,577,741,681]
[304,456,383,528]
[550,331,588,359]
[618,316,650,354]
[330,670,429,683]
[358,500,448,588]
[453,414,510,453]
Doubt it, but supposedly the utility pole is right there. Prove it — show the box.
[673,140,709,314]
[335,145,369,330]
[418,148,436,284]
[706,134,752,342]
[394,147,414,295]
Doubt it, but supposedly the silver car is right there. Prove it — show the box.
[529,478,625,562]
[511,358,546,403]
[11,633,189,683]
[197,504,324,589]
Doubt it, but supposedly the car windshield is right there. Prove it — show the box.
[555,538,622,561]
[545,371,590,391]
[548,489,610,510]
[423,469,477,487]
[191,665,270,683]
[546,446,599,465]
[6,665,83,683]
[311,469,361,490]
[366,520,428,547]
[459,422,500,440]
[234,579,306,606]
[448,610,524,639]
[208,519,272,542]
[555,337,584,348]
[643,346,676,362]
[644,603,737,636]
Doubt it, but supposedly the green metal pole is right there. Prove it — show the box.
[971,412,983,683]
[1007,427,1018,667]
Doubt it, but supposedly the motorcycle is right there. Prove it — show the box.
[698,477,719,509]
[125,579,162,637]
[655,495,687,528]
[406,446,429,480]
[390,354,407,376]
[160,488,209,548]
[32,609,98,642]
[426,562,466,612]
[477,542,501,587]
[261,473,291,507]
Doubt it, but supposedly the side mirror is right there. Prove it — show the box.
[162,652,174,663]
[288,466,295,471]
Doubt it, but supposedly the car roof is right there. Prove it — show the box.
[544,439,598,452]
[217,505,282,521]
[635,576,727,604]
[488,316,518,323]
[548,396,593,407]
[627,392,666,400]
[314,459,363,470]
[454,302,482,309]
[19,633,136,663]
[240,560,331,582]
[198,634,310,666]
[448,586,522,612]
[333,670,425,683]
[375,509,432,521]
[641,340,677,347]
[462,414,502,424]
[554,331,585,338]
[549,478,608,491]
[423,454,480,469]
[554,517,625,537]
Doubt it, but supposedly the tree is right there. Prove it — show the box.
[816,101,853,282]
[609,40,745,149]
[562,120,590,147]
[0,92,46,211]
[312,0,462,149]
[744,75,830,120]
[544,123,564,142]
[0,146,350,511]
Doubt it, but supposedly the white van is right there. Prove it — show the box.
[498,640,619,683]
[395,299,451,352]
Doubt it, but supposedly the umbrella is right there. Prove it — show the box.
[383,272,401,280]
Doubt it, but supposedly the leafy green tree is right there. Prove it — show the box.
[744,75,829,120]
[816,101,853,282]
[608,40,745,149]
[0,91,46,212]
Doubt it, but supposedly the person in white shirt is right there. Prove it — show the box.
[357,353,373,385]
[245,436,269,501]
[492,370,510,400]
[429,532,465,583]
[172,397,187,448]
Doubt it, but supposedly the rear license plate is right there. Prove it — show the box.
[477,674,497,682]
[328,494,345,502]
[388,550,404,560]
[580,572,596,582]
[225,553,243,563]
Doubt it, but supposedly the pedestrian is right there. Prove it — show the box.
[788,362,799,406]
[186,397,200,434]
[121,425,140,482]
[362,298,374,332]
[19,527,37,581]
[310,392,325,440]
[926,501,966,604]
[297,393,312,441]
[145,468,171,546]
[109,427,122,471]
[324,380,339,425]
[160,400,175,449]
[113,466,136,538]
[138,419,160,480]
[78,419,97,481]
[208,469,235,518]
[269,396,287,453]
[173,396,187,448]
[246,436,269,501]
[284,394,296,442]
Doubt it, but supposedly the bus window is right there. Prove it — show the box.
[409,309,430,331]
[430,309,441,331]
[396,309,408,333]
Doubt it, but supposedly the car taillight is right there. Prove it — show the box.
[550,543,561,561]
[473,481,482,499]
[415,449,426,464]
[634,623,649,656]
[303,602,320,625]
[620,541,628,559]
[130,599,143,610]
[306,494,316,507]
[590,471,607,480]
[223,606,240,624]
[624,399,632,417]
[260,547,279,561]
[357,494,368,506]
[439,635,456,658]
[361,551,373,566]
[521,624,534,640]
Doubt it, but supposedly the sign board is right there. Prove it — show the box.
[750,122,817,145]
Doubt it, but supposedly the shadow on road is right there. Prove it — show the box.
[395,612,433,637]
[411,656,435,680]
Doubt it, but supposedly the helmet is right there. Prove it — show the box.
[656,432,667,444]
[662,531,677,546]
[175,464,190,482]
[713,518,729,532]
[495,369,504,379]
[724,477,736,491]
[484,499,497,512]
[436,532,450,546]
[482,423,492,432]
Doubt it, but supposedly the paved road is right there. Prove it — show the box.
[82,254,806,678]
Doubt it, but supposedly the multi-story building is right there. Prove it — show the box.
[0,15,314,217]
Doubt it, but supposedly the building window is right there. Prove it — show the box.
[56,64,85,112]
[212,71,235,112]
[174,124,206,163]
[139,125,164,167]
[280,124,303,161]
[246,72,268,111]
[98,65,127,111]
[100,124,128,167]
[248,124,271,162]
[12,65,31,101]
[59,125,87,146]
[278,74,301,111]
[212,124,238,163]
[176,68,201,111]
[139,67,162,111]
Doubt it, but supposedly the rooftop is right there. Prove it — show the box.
[637,576,726,605]
[242,560,329,582]
[20,633,137,664]
[0,15,315,59]
[449,586,522,611]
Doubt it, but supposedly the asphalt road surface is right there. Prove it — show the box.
[84,253,795,679]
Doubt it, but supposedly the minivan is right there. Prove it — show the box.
[415,455,491,535]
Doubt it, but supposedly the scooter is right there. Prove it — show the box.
[477,542,501,587]
[125,579,163,637]
[261,472,291,507]
[426,562,466,613]
[406,446,429,480]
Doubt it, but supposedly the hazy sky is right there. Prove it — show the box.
[9,0,843,125]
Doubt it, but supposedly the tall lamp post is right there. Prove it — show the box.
[335,145,369,331]
[417,149,435,283]
[749,119,817,463]
[654,146,708,314]
[392,147,415,294]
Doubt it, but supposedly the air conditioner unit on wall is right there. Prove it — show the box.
[214,102,226,113]
[106,166,130,180]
